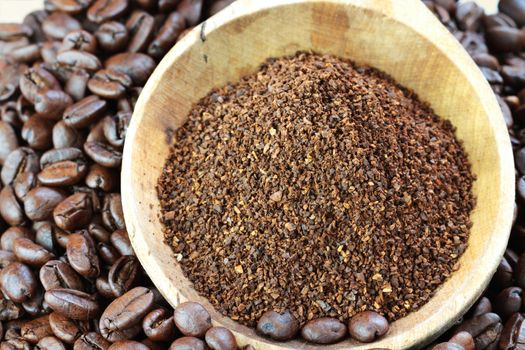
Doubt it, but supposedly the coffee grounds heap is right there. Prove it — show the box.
[157,52,475,327]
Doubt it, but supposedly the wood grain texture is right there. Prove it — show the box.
[122,0,513,349]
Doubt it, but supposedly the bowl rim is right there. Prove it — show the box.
[122,0,515,348]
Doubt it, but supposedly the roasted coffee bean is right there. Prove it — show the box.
[0,24,33,41]
[110,229,132,256]
[432,343,465,350]
[500,313,525,350]
[65,70,90,102]
[177,0,203,26]
[21,315,54,344]
[126,11,155,53]
[41,146,84,170]
[63,95,107,129]
[49,312,90,344]
[94,22,128,53]
[57,51,101,73]
[102,194,125,231]
[38,147,87,186]
[1,101,22,129]
[87,0,129,24]
[47,0,92,14]
[61,30,97,53]
[97,242,120,265]
[22,288,50,317]
[105,53,156,86]
[34,222,57,253]
[10,44,41,64]
[500,0,525,27]
[455,313,502,350]
[300,317,347,344]
[35,336,67,350]
[0,250,17,269]
[1,227,33,252]
[169,337,208,350]
[100,287,154,340]
[0,295,24,321]
[40,41,61,64]
[85,164,117,192]
[1,337,33,350]
[34,90,73,121]
[147,12,185,57]
[12,238,55,267]
[484,12,517,30]
[89,223,110,243]
[108,341,149,350]
[88,70,132,100]
[21,117,53,151]
[108,256,139,297]
[45,289,99,320]
[142,308,175,343]
[0,121,18,165]
[493,287,522,320]
[173,302,212,338]
[204,327,237,350]
[0,262,37,303]
[54,193,94,231]
[485,27,525,53]
[86,119,106,142]
[0,186,26,226]
[24,187,66,221]
[13,171,37,202]
[73,332,111,350]
[502,65,525,87]
[66,231,100,278]
[53,120,84,148]
[20,67,61,105]
[256,310,301,341]
[347,311,389,343]
[1,147,40,185]
[472,297,493,318]
[0,59,25,103]
[40,260,84,291]
[513,252,525,288]
[42,12,82,40]
[22,10,46,42]
[84,141,122,168]
[95,275,115,299]
[455,2,484,32]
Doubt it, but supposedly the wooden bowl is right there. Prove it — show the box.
[122,0,515,348]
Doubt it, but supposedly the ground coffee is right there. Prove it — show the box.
[158,52,476,327]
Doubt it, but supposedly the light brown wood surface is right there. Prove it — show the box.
[122,0,514,348]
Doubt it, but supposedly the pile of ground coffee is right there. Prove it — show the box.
[157,52,475,327]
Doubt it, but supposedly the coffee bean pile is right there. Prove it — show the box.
[0,0,249,350]
[158,52,475,329]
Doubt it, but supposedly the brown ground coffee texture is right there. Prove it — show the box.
[157,52,475,327]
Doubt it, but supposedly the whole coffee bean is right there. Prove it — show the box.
[485,27,525,53]
[169,337,208,350]
[513,252,525,288]
[100,287,154,339]
[88,70,132,100]
[42,12,82,40]
[110,229,133,256]
[105,53,156,86]
[108,341,149,350]
[1,337,33,350]
[0,121,18,165]
[45,289,99,320]
[85,164,117,192]
[24,187,66,221]
[40,41,61,64]
[84,141,122,168]
[19,67,61,105]
[10,44,41,64]
[455,2,484,32]
[13,238,55,267]
[348,311,389,343]
[34,90,73,121]
[39,145,83,168]
[73,332,111,350]
[125,11,155,53]
[65,70,90,102]
[53,120,85,148]
[1,227,33,252]
[21,315,54,344]
[0,186,26,226]
[0,262,37,303]
[63,95,107,129]
[1,147,40,185]
[95,274,115,299]
[301,317,347,344]
[38,147,88,187]
[49,312,90,344]
[484,12,517,29]
[86,119,106,142]
[97,242,120,266]
[449,331,475,350]
[493,287,522,320]
[142,308,175,343]
[89,223,110,243]
[66,232,100,278]
[500,0,525,26]
[148,12,185,58]
[40,260,84,291]
[173,302,212,338]
[103,194,125,231]
[61,30,97,53]
[432,343,465,350]
[57,51,101,73]
[177,0,203,26]
[22,288,50,317]
[500,312,525,350]
[0,294,24,321]
[35,336,67,350]
[54,193,94,231]
[47,0,91,14]
[21,117,53,151]
[94,22,128,53]
[455,313,502,350]
[502,65,525,87]
[0,250,17,269]
[204,327,237,350]
[472,297,493,318]
[108,256,139,297]
[0,59,25,103]
[34,222,57,253]
[0,24,33,41]
[87,0,129,24]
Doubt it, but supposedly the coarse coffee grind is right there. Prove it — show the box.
[157,52,476,327]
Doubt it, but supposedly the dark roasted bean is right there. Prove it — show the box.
[84,141,122,168]
[347,311,389,343]
[94,22,128,53]
[169,337,208,350]
[88,70,132,100]
[432,343,465,350]
[0,59,25,103]
[22,288,50,317]
[20,67,61,105]
[35,336,67,350]
[85,164,117,192]
[108,255,139,297]
[177,0,203,26]
[126,11,155,53]
[0,24,33,41]
[0,294,24,321]
[54,193,94,231]
[105,53,155,86]
[97,242,120,265]
[500,312,525,350]
[57,51,101,72]
[455,313,502,350]
[142,308,175,343]
[0,262,37,303]
[21,315,54,344]
[455,2,484,32]
[0,121,18,165]
[88,223,110,243]
[45,289,99,320]
[21,117,54,151]
[108,341,149,350]
[493,287,522,320]
[42,13,82,40]
[24,187,66,221]
[61,30,97,53]
[66,231,100,278]
[34,90,73,121]
[514,252,525,288]
[87,0,129,24]
[472,297,493,317]
[38,147,87,187]
[1,227,33,252]
[204,327,237,350]
[174,302,212,338]
[102,194,125,231]
[300,317,346,344]
[0,250,17,269]
[485,27,525,53]
[64,95,107,129]
[12,238,55,267]
[73,332,111,350]
[53,120,85,148]
[500,0,525,26]
[49,312,90,344]
[0,185,26,226]
[40,260,84,291]
[40,41,61,64]
[10,44,41,64]
[1,147,40,185]
[95,275,115,299]
[13,170,39,201]
[110,229,132,256]
[65,70,90,102]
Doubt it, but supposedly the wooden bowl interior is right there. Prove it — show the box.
[122,0,514,348]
